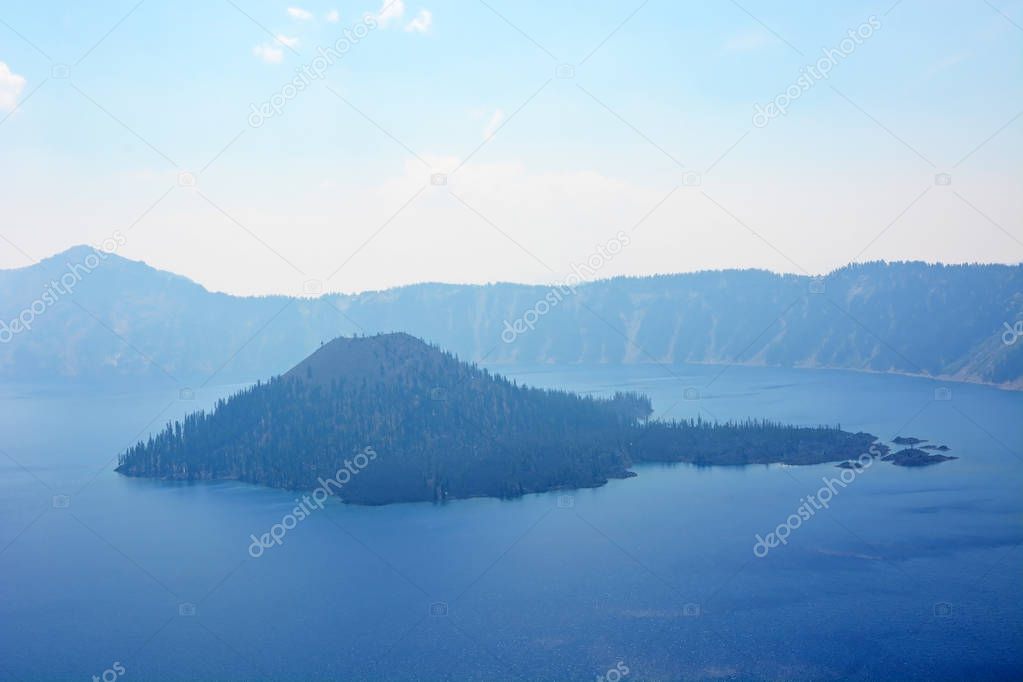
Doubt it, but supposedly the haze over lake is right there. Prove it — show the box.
[2,1,1021,679]
[2,364,1020,681]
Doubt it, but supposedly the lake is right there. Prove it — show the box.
[1,364,1020,681]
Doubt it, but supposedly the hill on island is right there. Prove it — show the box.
[116,334,881,504]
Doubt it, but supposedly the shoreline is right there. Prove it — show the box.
[484,358,1023,393]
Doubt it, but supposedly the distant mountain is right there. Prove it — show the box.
[115,333,880,503]
[1,247,1021,388]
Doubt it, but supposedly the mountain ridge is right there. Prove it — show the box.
[8,245,1020,295]
[2,247,1021,388]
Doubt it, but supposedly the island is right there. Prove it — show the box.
[117,333,888,504]
[883,448,958,467]
[836,460,867,470]
[893,436,927,445]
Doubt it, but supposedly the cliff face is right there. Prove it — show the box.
[1,250,1020,388]
[336,263,1023,388]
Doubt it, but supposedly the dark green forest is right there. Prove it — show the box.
[117,333,884,504]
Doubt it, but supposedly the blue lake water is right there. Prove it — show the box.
[1,364,1021,681]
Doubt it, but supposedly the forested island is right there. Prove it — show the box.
[117,333,887,504]
[884,448,957,466]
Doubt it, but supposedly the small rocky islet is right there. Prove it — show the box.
[888,436,957,465]
[884,447,957,467]
[835,436,957,469]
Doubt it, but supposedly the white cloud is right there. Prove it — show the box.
[326,9,340,22]
[0,61,26,112]
[252,34,297,62]
[377,0,405,27]
[287,6,313,20]
[482,108,504,140]
[404,8,432,33]
[721,28,774,52]
[924,51,970,78]
[253,43,284,63]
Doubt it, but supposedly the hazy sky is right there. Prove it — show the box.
[1,0,1021,295]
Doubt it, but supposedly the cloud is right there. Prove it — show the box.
[482,109,504,140]
[253,43,284,63]
[252,34,298,63]
[924,51,970,78]
[721,28,774,52]
[0,61,26,112]
[326,9,340,22]
[404,8,432,33]
[377,0,405,27]
[287,6,313,20]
